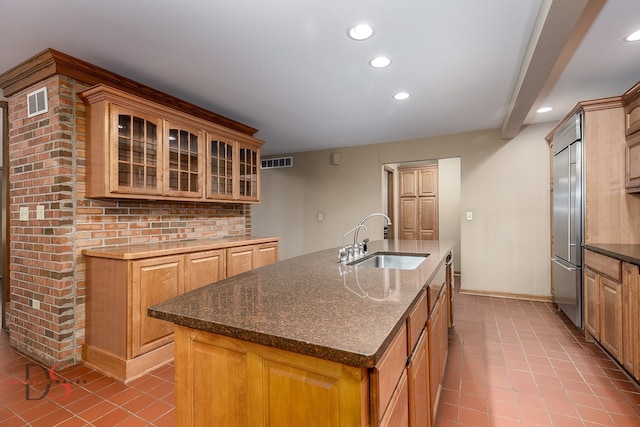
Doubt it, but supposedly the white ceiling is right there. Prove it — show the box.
[1,0,639,155]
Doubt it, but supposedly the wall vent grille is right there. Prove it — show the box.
[27,87,48,118]
[261,156,293,169]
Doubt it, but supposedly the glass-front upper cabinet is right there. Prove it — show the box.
[113,106,162,195]
[164,121,203,198]
[237,142,259,202]
[207,137,234,200]
[81,84,263,203]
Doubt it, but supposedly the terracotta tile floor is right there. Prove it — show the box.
[436,288,640,427]
[1,284,640,426]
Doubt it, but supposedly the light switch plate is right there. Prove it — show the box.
[19,206,29,221]
[466,211,473,221]
[36,205,45,220]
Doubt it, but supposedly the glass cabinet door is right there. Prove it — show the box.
[207,137,234,200]
[238,143,259,201]
[165,122,202,198]
[114,108,160,194]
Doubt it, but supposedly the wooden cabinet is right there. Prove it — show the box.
[83,238,278,382]
[132,256,184,357]
[428,293,443,419]
[80,84,263,203]
[164,120,204,198]
[227,241,278,277]
[407,331,430,427]
[171,253,453,426]
[206,133,261,202]
[371,324,408,424]
[622,263,639,378]
[625,84,640,192]
[185,249,226,291]
[584,250,624,364]
[174,325,369,427]
[399,166,438,240]
[584,267,600,340]
[599,276,623,360]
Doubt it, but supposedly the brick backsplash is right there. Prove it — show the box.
[6,75,252,366]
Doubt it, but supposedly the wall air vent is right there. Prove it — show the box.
[27,87,48,118]
[261,156,293,169]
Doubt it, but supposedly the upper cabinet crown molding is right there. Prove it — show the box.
[0,48,257,137]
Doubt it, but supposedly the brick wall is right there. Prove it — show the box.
[7,75,252,366]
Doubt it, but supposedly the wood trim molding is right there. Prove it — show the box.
[459,288,554,303]
[0,48,258,137]
[545,95,623,143]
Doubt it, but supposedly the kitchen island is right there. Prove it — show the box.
[149,239,454,426]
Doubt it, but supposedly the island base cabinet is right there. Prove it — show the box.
[174,326,370,427]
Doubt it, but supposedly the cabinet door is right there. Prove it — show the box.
[407,332,430,427]
[206,136,235,200]
[418,167,437,197]
[164,121,204,198]
[185,250,226,291]
[131,255,184,357]
[626,132,640,191]
[227,246,255,277]
[380,370,409,427]
[174,326,367,427]
[400,198,418,240]
[622,263,638,377]
[112,105,162,195]
[400,169,417,197]
[418,197,438,240]
[600,276,623,361]
[255,242,278,268]
[237,140,260,202]
[584,268,600,340]
[428,298,442,421]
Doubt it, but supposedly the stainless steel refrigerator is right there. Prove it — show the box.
[551,112,584,328]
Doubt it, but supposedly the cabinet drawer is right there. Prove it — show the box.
[585,250,621,281]
[407,290,427,353]
[371,323,408,424]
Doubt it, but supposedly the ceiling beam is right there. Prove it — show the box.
[500,0,592,139]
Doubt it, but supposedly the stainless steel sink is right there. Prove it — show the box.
[349,252,429,270]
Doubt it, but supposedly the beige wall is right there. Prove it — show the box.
[253,122,555,298]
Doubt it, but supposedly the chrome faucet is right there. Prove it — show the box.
[339,224,368,262]
[353,213,392,249]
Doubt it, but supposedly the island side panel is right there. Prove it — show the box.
[174,325,370,427]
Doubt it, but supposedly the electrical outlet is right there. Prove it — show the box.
[19,206,29,221]
[36,205,45,220]
[32,299,40,310]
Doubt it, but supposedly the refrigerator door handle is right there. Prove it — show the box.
[550,258,577,271]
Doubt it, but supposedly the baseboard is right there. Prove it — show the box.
[459,288,553,303]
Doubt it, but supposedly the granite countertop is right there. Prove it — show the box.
[584,243,640,265]
[148,239,454,368]
[82,235,279,259]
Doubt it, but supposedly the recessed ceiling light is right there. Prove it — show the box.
[537,106,553,113]
[347,23,374,41]
[369,56,391,68]
[393,92,410,100]
[625,29,640,42]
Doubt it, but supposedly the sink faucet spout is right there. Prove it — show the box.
[353,213,392,248]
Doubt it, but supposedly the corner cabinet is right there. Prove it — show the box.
[82,237,278,382]
[80,84,263,203]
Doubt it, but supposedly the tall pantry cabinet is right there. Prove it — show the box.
[398,165,438,240]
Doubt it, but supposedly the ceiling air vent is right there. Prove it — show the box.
[27,87,48,118]
[261,156,293,169]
